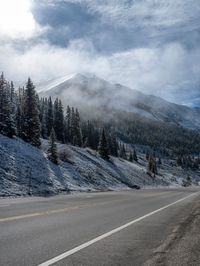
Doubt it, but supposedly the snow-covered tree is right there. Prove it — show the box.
[48,128,58,164]
[81,120,99,150]
[129,152,134,162]
[64,105,71,143]
[108,133,118,157]
[148,155,157,177]
[0,74,16,137]
[98,128,109,160]
[54,98,64,142]
[16,87,25,137]
[119,144,127,160]
[22,78,41,147]
[47,97,54,137]
[133,149,138,162]
[70,107,82,146]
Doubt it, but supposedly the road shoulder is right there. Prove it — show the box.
[144,195,200,266]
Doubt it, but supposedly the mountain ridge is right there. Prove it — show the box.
[38,73,200,130]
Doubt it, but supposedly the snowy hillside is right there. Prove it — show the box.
[38,73,200,130]
[1,134,200,197]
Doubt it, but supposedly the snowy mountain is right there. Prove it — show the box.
[1,134,200,197]
[38,73,200,129]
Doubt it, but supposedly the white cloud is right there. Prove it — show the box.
[61,0,200,34]
[0,0,199,105]
[107,43,200,103]
[1,39,199,105]
[0,0,46,40]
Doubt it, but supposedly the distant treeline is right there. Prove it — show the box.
[0,74,200,167]
[0,74,119,160]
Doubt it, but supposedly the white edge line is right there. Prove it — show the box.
[38,192,198,266]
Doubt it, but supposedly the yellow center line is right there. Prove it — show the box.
[0,193,174,223]
[0,206,79,222]
[0,198,127,223]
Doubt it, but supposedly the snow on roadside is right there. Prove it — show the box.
[0,134,199,197]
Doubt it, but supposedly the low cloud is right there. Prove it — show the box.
[0,0,200,106]
[1,39,200,105]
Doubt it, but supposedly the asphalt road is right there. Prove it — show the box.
[0,188,199,266]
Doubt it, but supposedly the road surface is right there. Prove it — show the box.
[0,188,199,266]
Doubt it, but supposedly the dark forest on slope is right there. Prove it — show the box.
[0,73,200,172]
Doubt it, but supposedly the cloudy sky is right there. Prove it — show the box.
[0,0,200,106]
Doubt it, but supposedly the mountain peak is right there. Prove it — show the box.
[38,72,105,93]
[38,73,200,129]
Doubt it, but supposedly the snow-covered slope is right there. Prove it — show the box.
[37,73,78,93]
[1,134,200,197]
[38,73,200,129]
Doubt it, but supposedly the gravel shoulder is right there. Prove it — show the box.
[144,195,200,266]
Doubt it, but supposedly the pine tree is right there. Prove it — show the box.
[108,133,118,157]
[16,87,25,137]
[119,144,127,160]
[70,107,82,146]
[22,78,41,147]
[0,75,16,137]
[98,128,109,160]
[0,74,4,127]
[146,151,150,160]
[152,159,157,176]
[48,128,58,164]
[193,158,199,170]
[148,156,153,174]
[54,98,64,142]
[176,156,182,166]
[129,152,133,162]
[40,97,48,139]
[65,105,71,143]
[133,149,138,162]
[16,104,22,136]
[112,135,118,157]
[41,110,48,139]
[0,72,4,80]
[58,100,64,141]
[148,155,157,177]
[186,175,192,185]
[71,107,76,142]
[74,108,82,146]
[47,97,54,137]
[82,120,99,150]
[10,81,16,114]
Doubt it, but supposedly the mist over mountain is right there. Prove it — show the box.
[38,73,200,130]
